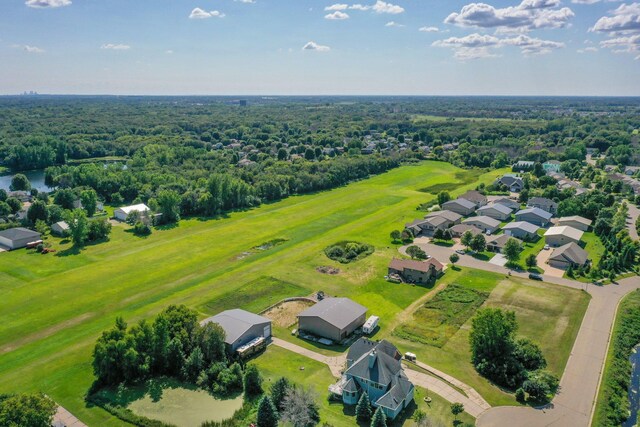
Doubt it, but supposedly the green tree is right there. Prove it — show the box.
[243,364,263,396]
[9,173,31,191]
[0,201,10,217]
[370,406,387,427]
[80,189,98,217]
[87,218,112,241]
[437,191,451,206]
[256,395,279,427]
[0,393,57,427]
[390,230,401,243]
[277,148,288,161]
[503,238,522,265]
[66,208,89,246]
[53,188,76,210]
[304,148,315,161]
[280,386,320,427]
[356,392,372,423]
[451,402,464,421]
[406,245,427,260]
[6,197,22,214]
[27,200,48,224]
[449,253,460,267]
[412,409,428,427]
[525,253,537,269]
[471,234,486,252]
[433,228,445,240]
[270,377,291,412]
[461,230,474,250]
[157,189,181,223]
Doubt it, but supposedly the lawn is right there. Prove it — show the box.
[518,231,546,270]
[581,231,605,268]
[0,161,506,425]
[393,271,590,407]
[252,345,476,427]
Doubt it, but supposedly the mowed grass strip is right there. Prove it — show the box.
[0,162,506,425]
[393,284,489,347]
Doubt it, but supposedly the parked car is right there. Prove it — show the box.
[529,273,543,281]
[543,245,550,250]
[455,249,465,255]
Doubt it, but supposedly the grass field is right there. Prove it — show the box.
[394,271,590,407]
[0,161,505,425]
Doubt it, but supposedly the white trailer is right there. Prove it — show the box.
[362,315,379,335]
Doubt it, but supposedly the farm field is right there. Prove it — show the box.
[0,161,505,425]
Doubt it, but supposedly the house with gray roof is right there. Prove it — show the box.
[527,197,558,214]
[557,216,592,232]
[493,197,521,211]
[442,198,476,216]
[201,309,271,352]
[495,175,524,192]
[515,207,553,227]
[477,203,513,221]
[486,234,522,253]
[424,210,463,224]
[462,216,501,234]
[544,226,584,247]
[459,190,488,208]
[502,221,540,241]
[0,227,41,250]
[548,242,589,269]
[298,298,367,342]
[448,223,482,238]
[332,338,414,420]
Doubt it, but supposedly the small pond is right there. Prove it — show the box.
[0,169,51,192]
[624,345,640,427]
[127,386,243,427]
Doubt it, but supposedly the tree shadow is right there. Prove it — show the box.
[154,222,179,231]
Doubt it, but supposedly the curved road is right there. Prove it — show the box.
[407,240,640,427]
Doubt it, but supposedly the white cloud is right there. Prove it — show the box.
[325,11,350,19]
[372,1,404,14]
[571,0,601,4]
[444,0,574,32]
[419,26,440,32]
[577,46,599,52]
[433,32,564,59]
[591,3,640,34]
[101,43,131,50]
[23,45,44,53]
[349,4,371,10]
[165,50,174,54]
[25,0,71,8]
[189,7,225,19]
[234,0,255,3]
[302,41,331,51]
[325,3,348,10]
[385,20,404,27]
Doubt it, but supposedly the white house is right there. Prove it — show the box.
[557,216,592,232]
[114,204,150,221]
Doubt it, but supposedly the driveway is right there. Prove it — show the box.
[489,254,507,267]
[627,201,639,241]
[536,247,566,278]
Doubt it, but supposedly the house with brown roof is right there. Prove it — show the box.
[448,223,483,238]
[388,258,444,284]
[486,234,522,253]
[548,242,589,269]
[557,216,592,232]
[459,190,488,208]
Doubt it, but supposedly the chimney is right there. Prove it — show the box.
[368,351,376,369]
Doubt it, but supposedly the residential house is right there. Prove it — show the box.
[448,224,483,238]
[515,208,553,227]
[0,227,41,250]
[114,204,150,221]
[459,190,488,208]
[557,216,592,232]
[476,203,513,221]
[388,258,444,284]
[298,298,367,342]
[201,309,271,352]
[404,219,428,237]
[548,242,589,269]
[493,197,521,211]
[625,166,640,176]
[502,221,540,240]
[544,226,584,247]
[543,160,562,174]
[424,210,463,224]
[462,216,501,234]
[51,221,70,236]
[441,198,476,216]
[486,234,522,253]
[527,197,558,215]
[495,175,524,192]
[334,338,414,420]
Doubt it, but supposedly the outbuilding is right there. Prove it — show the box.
[298,298,367,342]
[544,226,584,247]
[0,227,41,250]
[201,309,272,352]
[114,204,150,221]
[51,221,70,236]
[441,198,476,216]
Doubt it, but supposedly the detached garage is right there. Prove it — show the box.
[298,298,367,342]
[0,227,41,250]
[114,204,150,221]
[201,309,272,352]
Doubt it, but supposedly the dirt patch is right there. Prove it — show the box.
[316,266,340,275]
[263,300,315,328]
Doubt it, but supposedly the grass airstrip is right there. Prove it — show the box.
[0,161,589,425]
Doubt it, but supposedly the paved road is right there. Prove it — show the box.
[403,240,640,427]
[271,337,491,417]
[52,405,87,427]
[627,201,639,241]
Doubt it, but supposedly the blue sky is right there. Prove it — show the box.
[1,0,639,95]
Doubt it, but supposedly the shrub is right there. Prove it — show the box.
[133,221,152,236]
[324,241,374,264]
[515,388,525,403]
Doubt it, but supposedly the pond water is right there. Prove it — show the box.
[624,345,640,427]
[128,387,243,427]
[0,169,51,192]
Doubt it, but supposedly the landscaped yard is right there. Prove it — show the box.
[0,161,506,425]
[581,231,605,268]
[393,271,590,407]
[518,230,546,270]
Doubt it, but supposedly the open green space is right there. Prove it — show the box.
[394,283,490,347]
[581,231,605,268]
[0,161,505,425]
[394,271,590,407]
[419,168,488,194]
